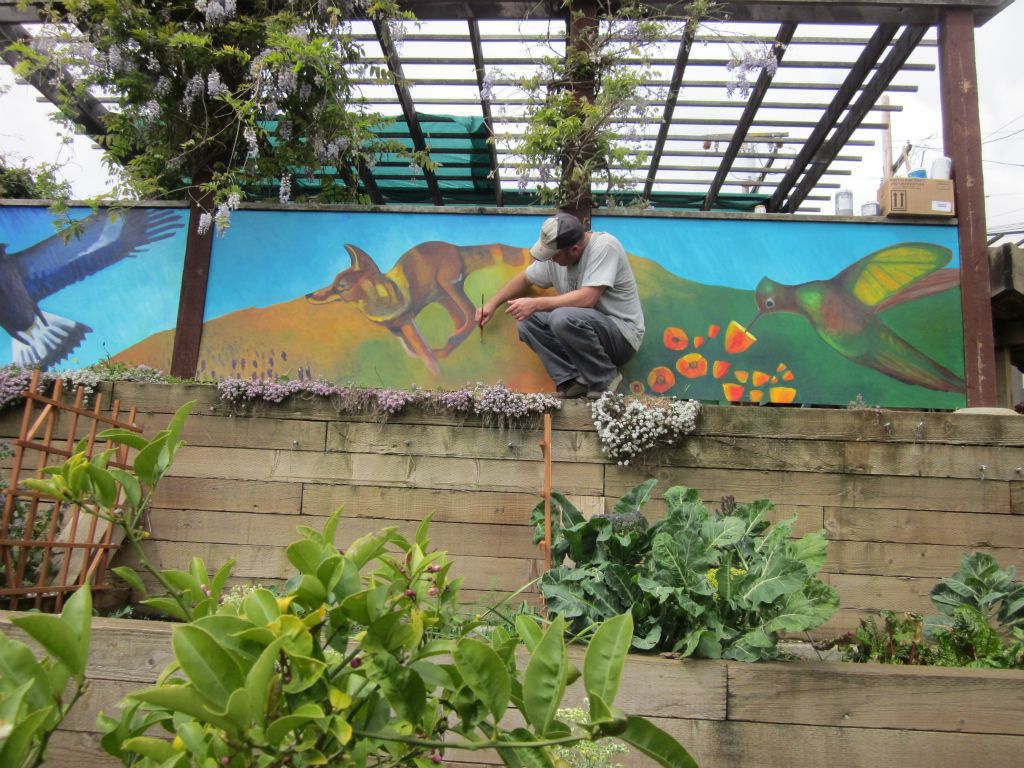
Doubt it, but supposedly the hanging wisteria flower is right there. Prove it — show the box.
[183,73,205,116]
[479,70,495,102]
[278,173,292,204]
[206,70,228,97]
[197,211,213,235]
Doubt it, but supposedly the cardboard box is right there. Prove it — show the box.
[878,177,955,217]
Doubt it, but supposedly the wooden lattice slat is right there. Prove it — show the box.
[0,370,142,611]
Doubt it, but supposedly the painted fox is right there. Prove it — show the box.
[306,241,529,376]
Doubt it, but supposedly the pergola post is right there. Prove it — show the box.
[938,9,996,406]
[170,193,214,378]
[563,0,597,228]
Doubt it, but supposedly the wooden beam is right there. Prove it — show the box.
[0,22,110,140]
[468,18,503,207]
[170,194,214,379]
[784,24,928,213]
[940,9,996,406]
[372,19,443,206]
[768,23,897,212]
[703,22,797,211]
[643,30,694,199]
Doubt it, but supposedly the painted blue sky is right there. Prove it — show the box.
[207,210,961,317]
[0,206,188,368]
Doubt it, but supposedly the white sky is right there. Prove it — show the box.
[0,3,1021,239]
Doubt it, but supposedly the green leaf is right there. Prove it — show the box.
[62,584,92,679]
[618,715,698,768]
[377,664,425,726]
[0,635,52,713]
[287,538,324,575]
[701,517,746,550]
[171,625,245,709]
[788,531,830,575]
[522,615,567,736]
[0,705,52,767]
[515,615,544,652]
[165,401,196,453]
[242,588,281,626]
[266,703,325,745]
[322,506,343,548]
[97,428,149,451]
[495,738,558,768]
[133,434,167,487]
[12,612,86,681]
[130,686,237,732]
[453,638,511,721]
[121,736,178,762]
[140,596,189,622]
[738,556,806,607]
[111,566,146,595]
[611,478,658,517]
[85,464,118,509]
[415,512,434,549]
[108,469,142,510]
[583,611,633,708]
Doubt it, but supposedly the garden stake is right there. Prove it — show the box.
[479,293,484,343]
[538,412,553,572]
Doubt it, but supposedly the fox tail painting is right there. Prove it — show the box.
[306,241,529,375]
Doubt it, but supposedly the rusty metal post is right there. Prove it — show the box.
[170,192,215,378]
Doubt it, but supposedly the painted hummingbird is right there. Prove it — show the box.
[752,242,964,393]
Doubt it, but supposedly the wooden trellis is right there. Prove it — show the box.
[0,371,141,611]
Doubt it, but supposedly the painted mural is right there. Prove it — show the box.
[1,205,963,408]
[0,205,187,370]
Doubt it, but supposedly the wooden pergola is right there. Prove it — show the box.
[0,0,1013,405]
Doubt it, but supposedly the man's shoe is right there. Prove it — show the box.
[587,371,623,400]
[556,380,589,399]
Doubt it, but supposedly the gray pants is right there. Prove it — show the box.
[517,307,636,388]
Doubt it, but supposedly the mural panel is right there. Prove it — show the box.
[112,208,963,409]
[0,205,187,370]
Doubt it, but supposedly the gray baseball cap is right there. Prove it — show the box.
[530,212,585,261]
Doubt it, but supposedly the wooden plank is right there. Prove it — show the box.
[327,421,604,463]
[728,661,1024,735]
[826,573,938,612]
[47,730,120,768]
[301,483,603,525]
[824,507,1024,547]
[844,440,1024,481]
[134,411,327,451]
[657,434,846,473]
[145,509,544,560]
[646,718,1024,768]
[168,446,605,496]
[824,540,1024,578]
[151,476,303,515]
[939,8,997,406]
[117,541,543,594]
[605,465,1004,513]
[696,405,1024,445]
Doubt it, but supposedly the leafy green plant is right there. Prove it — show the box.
[837,611,935,665]
[99,510,697,767]
[554,705,629,768]
[930,606,1024,669]
[0,586,93,767]
[20,401,227,623]
[532,481,838,660]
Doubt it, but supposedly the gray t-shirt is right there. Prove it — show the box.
[525,231,645,350]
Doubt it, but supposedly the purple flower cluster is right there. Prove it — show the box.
[0,365,34,412]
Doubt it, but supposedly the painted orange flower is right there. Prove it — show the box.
[770,386,797,404]
[749,389,764,403]
[752,371,770,387]
[724,320,757,354]
[708,324,721,339]
[776,362,787,372]
[676,353,708,379]
[734,370,749,383]
[647,366,675,393]
[712,360,730,379]
[663,327,689,351]
[782,370,795,381]
[630,381,644,395]
[722,383,745,402]
[693,336,705,349]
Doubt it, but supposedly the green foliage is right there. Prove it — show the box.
[99,511,697,768]
[502,1,708,209]
[554,706,628,768]
[22,401,207,622]
[532,482,838,660]
[0,586,93,768]
[16,1,420,220]
[838,611,935,665]
[928,552,1024,632]
[930,606,1024,669]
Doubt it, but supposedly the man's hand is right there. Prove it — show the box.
[475,303,496,327]
[506,297,543,321]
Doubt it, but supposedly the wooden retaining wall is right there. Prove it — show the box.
[1,614,1021,768]
[3,382,1024,634]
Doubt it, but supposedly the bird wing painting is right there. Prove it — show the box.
[1,208,182,369]
[753,243,963,392]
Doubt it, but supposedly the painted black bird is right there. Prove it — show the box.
[1,208,182,369]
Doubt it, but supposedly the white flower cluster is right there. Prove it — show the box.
[590,392,700,465]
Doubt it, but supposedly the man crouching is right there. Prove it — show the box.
[476,212,645,399]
